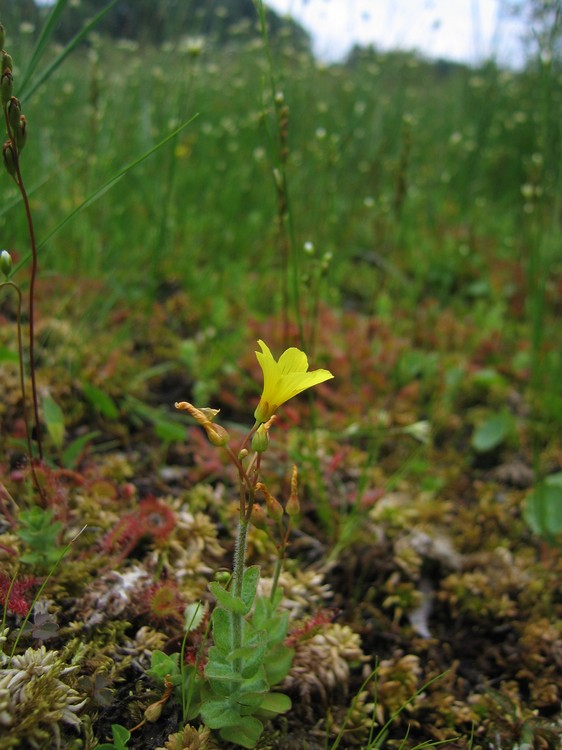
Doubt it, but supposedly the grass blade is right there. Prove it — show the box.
[20,0,119,102]
[13,114,199,272]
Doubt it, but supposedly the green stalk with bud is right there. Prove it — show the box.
[1,22,43,462]
[166,340,333,748]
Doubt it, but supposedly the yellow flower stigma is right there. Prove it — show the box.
[254,339,334,424]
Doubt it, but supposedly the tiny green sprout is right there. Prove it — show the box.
[0,248,12,277]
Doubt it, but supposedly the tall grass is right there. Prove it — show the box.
[3,9,560,404]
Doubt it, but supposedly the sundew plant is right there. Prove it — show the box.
[0,1,561,750]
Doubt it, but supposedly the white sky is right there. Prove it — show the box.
[265,0,525,65]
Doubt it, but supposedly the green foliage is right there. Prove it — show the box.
[49,0,310,49]
[524,472,562,542]
[42,393,65,449]
[471,410,515,453]
[95,723,131,750]
[17,506,64,567]
[201,568,293,748]
[147,571,293,748]
[148,650,204,722]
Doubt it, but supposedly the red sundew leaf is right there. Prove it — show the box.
[0,573,39,616]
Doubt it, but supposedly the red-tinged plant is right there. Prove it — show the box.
[285,608,336,647]
[0,572,39,616]
[102,497,176,560]
[142,580,184,627]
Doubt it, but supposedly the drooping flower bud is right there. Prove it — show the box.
[0,249,12,278]
[256,482,283,522]
[285,464,300,516]
[203,421,230,447]
[175,400,230,447]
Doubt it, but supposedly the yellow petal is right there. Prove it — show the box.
[254,340,334,423]
[273,370,334,405]
[277,347,309,375]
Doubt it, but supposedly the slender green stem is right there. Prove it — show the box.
[0,281,32,459]
[17,165,43,461]
[3,107,43,461]
[269,557,282,603]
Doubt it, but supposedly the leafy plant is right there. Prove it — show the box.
[524,472,562,543]
[201,570,293,747]
[471,409,515,453]
[95,723,131,750]
[17,506,64,568]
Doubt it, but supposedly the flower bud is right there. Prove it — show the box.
[2,139,17,178]
[7,96,20,135]
[175,400,229,446]
[2,51,13,74]
[250,503,268,531]
[0,24,5,51]
[144,700,164,723]
[257,482,283,522]
[1,68,12,105]
[285,465,300,516]
[0,249,12,278]
[203,421,230,447]
[251,424,269,453]
[15,114,26,152]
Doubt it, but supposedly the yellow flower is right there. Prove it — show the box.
[254,339,334,424]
